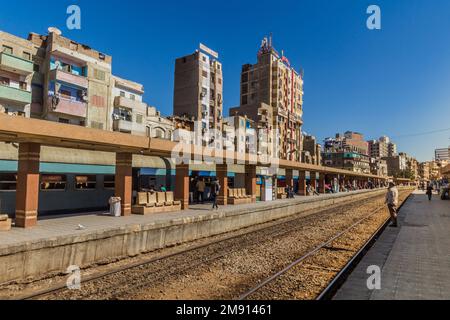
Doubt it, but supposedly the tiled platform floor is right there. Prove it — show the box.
[334,190,450,300]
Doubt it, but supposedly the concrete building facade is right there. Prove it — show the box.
[234,37,304,161]
[173,45,223,146]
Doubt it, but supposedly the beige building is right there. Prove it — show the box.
[27,29,113,129]
[173,45,223,146]
[233,37,304,161]
[302,135,321,166]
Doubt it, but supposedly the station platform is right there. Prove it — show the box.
[0,188,388,285]
[334,190,450,300]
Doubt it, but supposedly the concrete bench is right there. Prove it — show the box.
[132,191,181,215]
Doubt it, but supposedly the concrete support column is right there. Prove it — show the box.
[318,173,326,194]
[310,171,317,193]
[115,153,133,216]
[217,164,228,205]
[245,164,257,203]
[285,169,294,189]
[15,143,41,228]
[298,171,307,196]
[175,164,190,210]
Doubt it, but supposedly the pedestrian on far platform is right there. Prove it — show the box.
[385,182,399,228]
[426,184,433,201]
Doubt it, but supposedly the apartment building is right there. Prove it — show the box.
[112,76,147,136]
[368,136,397,158]
[233,37,304,161]
[229,102,274,157]
[382,153,408,177]
[435,148,450,161]
[27,28,113,129]
[223,116,257,155]
[146,106,173,140]
[302,135,321,166]
[419,162,430,181]
[323,131,370,174]
[173,44,223,146]
[0,31,35,117]
[370,158,388,177]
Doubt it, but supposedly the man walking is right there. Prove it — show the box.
[426,184,433,201]
[211,179,221,210]
[385,182,399,227]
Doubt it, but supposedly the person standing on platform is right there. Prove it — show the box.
[211,179,221,210]
[426,184,433,201]
[385,182,399,227]
[196,178,206,204]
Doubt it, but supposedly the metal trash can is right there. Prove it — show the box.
[109,197,122,217]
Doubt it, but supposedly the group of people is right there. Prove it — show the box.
[191,177,222,210]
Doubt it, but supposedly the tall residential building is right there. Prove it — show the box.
[173,44,223,145]
[368,136,397,158]
[0,31,34,117]
[322,131,370,174]
[234,37,304,161]
[435,148,450,161]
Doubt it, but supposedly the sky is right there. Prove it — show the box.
[1,0,450,162]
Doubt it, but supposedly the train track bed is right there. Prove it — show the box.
[1,190,412,300]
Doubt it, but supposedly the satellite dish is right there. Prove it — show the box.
[48,27,62,36]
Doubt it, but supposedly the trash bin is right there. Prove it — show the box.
[109,197,122,217]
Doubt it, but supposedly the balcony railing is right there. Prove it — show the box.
[0,53,33,75]
[49,69,88,88]
[112,119,146,136]
[0,85,31,105]
[47,96,87,118]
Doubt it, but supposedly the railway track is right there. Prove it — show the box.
[7,190,412,300]
[239,193,411,300]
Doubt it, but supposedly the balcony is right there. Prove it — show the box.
[112,119,146,135]
[0,85,31,105]
[0,53,33,75]
[49,69,88,88]
[47,96,87,118]
[113,119,133,133]
[114,96,146,113]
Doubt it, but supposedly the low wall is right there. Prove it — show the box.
[0,188,409,285]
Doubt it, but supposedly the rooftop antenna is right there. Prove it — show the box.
[269,33,273,48]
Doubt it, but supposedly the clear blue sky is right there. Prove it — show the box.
[2,0,450,162]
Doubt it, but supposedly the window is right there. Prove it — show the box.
[104,175,115,189]
[90,121,104,130]
[130,94,135,101]
[59,118,70,124]
[75,175,96,190]
[0,76,10,86]
[2,45,13,55]
[136,114,143,124]
[33,64,40,72]
[60,89,71,99]
[0,173,17,191]
[40,175,67,191]
[218,78,222,85]
[242,95,248,105]
[22,52,31,61]
[94,69,106,81]
[19,82,27,90]
[202,70,208,78]
[120,91,125,97]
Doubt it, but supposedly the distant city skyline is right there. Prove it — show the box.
[2,0,450,161]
